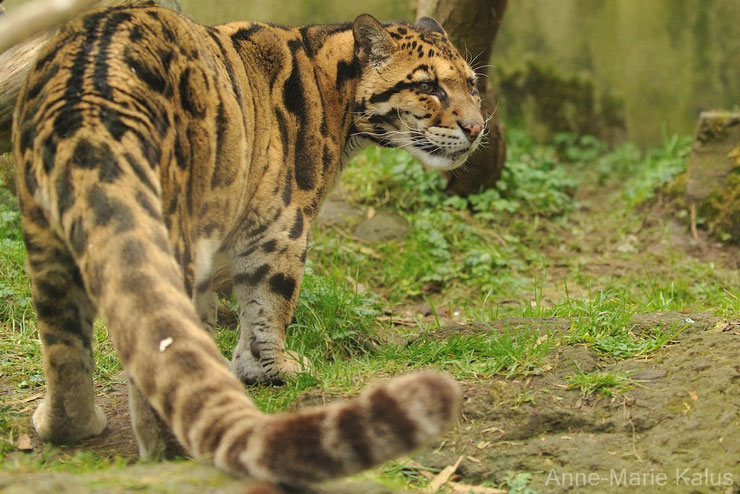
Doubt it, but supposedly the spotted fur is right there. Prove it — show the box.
[12,4,482,484]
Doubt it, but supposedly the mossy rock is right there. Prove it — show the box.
[696,166,740,242]
[686,111,740,244]
[496,60,626,144]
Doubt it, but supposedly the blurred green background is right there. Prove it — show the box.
[493,0,740,147]
[4,0,739,146]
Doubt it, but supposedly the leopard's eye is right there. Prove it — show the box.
[418,82,434,94]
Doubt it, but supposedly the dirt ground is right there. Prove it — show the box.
[411,188,740,494]
[416,315,740,493]
[2,186,739,493]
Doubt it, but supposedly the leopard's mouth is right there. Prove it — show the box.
[352,124,478,171]
[406,134,478,171]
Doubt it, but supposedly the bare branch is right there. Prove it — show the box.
[0,0,102,54]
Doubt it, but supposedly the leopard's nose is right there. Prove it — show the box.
[459,121,483,141]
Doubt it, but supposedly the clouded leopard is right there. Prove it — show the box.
[12,3,484,485]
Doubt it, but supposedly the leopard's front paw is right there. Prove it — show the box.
[33,400,107,444]
[279,350,312,376]
[231,348,312,386]
[231,351,272,385]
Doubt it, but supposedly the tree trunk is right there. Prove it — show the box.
[415,0,508,196]
[0,0,181,155]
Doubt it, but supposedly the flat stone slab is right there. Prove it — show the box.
[353,212,409,242]
[315,198,364,227]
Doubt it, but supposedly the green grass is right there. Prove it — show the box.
[2,445,130,473]
[566,369,635,398]
[392,328,554,379]
[0,186,40,396]
[0,127,738,486]
[536,288,690,358]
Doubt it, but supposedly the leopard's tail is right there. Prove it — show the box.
[33,148,460,485]
[103,220,460,484]
[221,371,461,483]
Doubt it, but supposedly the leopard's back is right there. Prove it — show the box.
[12,5,481,484]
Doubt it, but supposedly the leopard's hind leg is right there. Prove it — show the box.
[128,377,184,460]
[21,211,106,443]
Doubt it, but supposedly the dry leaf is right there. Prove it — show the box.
[449,483,507,493]
[481,426,505,434]
[476,440,491,449]
[357,245,380,258]
[366,207,376,219]
[376,315,419,327]
[688,391,698,401]
[712,321,729,332]
[424,455,463,492]
[16,433,32,451]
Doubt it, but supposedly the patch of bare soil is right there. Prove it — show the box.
[3,383,139,461]
[541,188,740,303]
[414,317,740,493]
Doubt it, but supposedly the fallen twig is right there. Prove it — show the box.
[4,392,44,405]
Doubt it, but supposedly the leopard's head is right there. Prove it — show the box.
[351,14,485,171]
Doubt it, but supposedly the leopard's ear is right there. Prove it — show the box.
[353,14,396,67]
[415,16,446,37]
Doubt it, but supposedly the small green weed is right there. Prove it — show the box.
[382,460,440,490]
[621,133,692,206]
[566,369,635,397]
[504,471,538,494]
[555,130,690,206]
[511,388,537,409]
